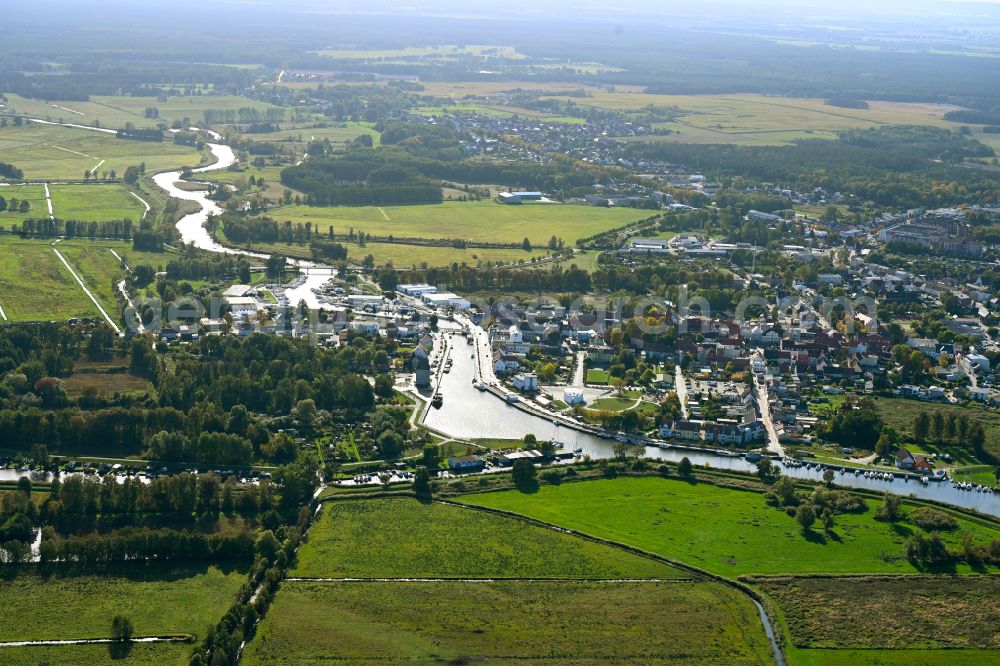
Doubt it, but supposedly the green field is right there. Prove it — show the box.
[293,498,681,578]
[49,184,146,222]
[3,93,282,131]
[258,200,649,245]
[462,477,1000,576]
[244,580,774,666]
[0,643,191,666]
[0,235,171,322]
[0,122,206,181]
[0,235,100,321]
[0,564,246,642]
[0,184,47,223]
[54,239,170,317]
[218,232,551,268]
[874,397,1000,459]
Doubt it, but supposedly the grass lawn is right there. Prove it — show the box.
[258,200,650,245]
[0,643,191,666]
[293,498,681,579]
[461,477,1000,576]
[755,575,1000,650]
[0,235,100,321]
[0,563,246,642]
[244,580,773,665]
[587,396,636,412]
[874,397,1000,460]
[586,368,610,384]
[49,184,146,222]
[0,122,206,181]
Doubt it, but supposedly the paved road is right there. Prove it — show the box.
[753,374,784,456]
[675,365,689,419]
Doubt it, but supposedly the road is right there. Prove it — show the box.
[753,374,784,456]
[674,365,689,419]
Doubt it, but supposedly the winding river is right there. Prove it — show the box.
[152,141,337,310]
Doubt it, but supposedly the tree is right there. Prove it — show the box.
[522,433,538,450]
[677,456,693,477]
[413,468,432,501]
[875,493,903,522]
[795,503,816,531]
[756,457,780,484]
[876,426,900,457]
[931,412,945,443]
[821,508,835,532]
[110,615,133,642]
[421,444,440,469]
[914,412,930,443]
[771,476,797,506]
[255,530,279,561]
[822,468,835,488]
[511,459,537,490]
[969,424,986,456]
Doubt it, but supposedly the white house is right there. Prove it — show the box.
[512,373,539,392]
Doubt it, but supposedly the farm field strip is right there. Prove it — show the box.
[51,245,120,333]
[286,576,692,583]
[243,579,775,666]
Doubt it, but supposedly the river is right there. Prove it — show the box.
[152,143,338,310]
[423,329,1000,517]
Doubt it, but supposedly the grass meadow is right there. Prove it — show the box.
[462,476,1000,576]
[4,93,282,131]
[0,643,191,666]
[293,498,681,579]
[0,563,246,642]
[244,580,773,665]
[259,200,649,245]
[0,122,206,181]
[49,184,146,222]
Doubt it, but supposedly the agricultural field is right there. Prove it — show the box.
[312,44,527,61]
[3,93,283,131]
[218,232,554,268]
[874,396,1000,460]
[0,122,206,181]
[0,643,191,666]
[0,184,48,223]
[49,184,147,222]
[244,580,773,666]
[292,498,681,579]
[0,563,246,642]
[539,92,974,145]
[462,476,1000,576]
[0,235,101,321]
[755,575,1000,651]
[260,200,649,245]
[0,235,169,322]
[49,239,171,317]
